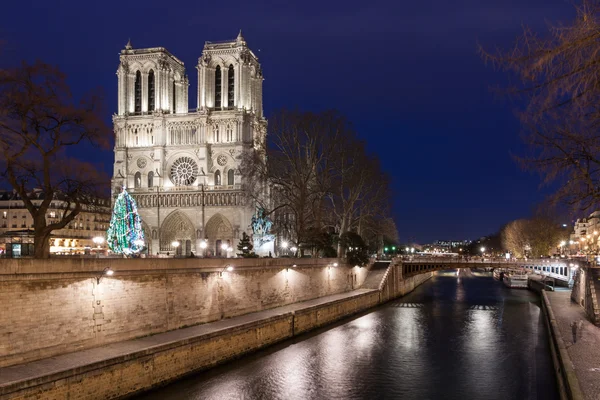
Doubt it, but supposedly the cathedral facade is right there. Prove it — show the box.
[111,32,267,256]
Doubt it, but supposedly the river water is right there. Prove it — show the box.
[137,270,558,400]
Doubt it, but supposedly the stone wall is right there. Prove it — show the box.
[0,258,369,368]
[379,260,433,303]
[1,290,382,400]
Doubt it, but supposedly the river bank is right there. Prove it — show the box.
[0,261,431,400]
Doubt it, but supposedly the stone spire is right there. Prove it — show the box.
[236,30,245,45]
[125,38,132,50]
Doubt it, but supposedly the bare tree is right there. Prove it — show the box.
[241,110,338,251]
[482,1,600,212]
[501,217,566,257]
[501,219,530,257]
[327,134,392,256]
[0,61,110,258]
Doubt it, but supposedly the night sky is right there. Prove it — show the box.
[0,0,575,244]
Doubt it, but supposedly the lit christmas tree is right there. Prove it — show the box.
[106,188,145,255]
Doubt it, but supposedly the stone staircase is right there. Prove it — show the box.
[587,268,600,325]
[361,261,391,290]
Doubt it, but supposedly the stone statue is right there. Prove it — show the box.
[251,207,274,246]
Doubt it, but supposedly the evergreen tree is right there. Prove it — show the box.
[106,189,145,255]
[237,232,257,258]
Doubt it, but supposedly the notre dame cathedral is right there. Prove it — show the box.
[111,32,267,256]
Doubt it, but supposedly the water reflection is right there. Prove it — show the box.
[137,271,558,400]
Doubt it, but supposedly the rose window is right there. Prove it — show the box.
[170,157,198,186]
[137,158,147,169]
[217,154,228,166]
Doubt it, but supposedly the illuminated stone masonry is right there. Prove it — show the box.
[111,32,267,256]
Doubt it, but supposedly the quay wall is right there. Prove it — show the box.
[0,260,434,400]
[0,257,369,368]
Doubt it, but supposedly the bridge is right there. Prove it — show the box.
[399,257,585,283]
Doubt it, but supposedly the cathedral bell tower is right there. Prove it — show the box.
[196,30,264,117]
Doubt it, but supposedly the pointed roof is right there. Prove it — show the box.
[125,38,132,50]
[236,30,245,44]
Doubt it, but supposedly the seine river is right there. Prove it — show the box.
[137,270,558,400]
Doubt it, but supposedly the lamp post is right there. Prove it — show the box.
[92,236,104,258]
[200,239,207,257]
[221,243,230,258]
[171,240,180,257]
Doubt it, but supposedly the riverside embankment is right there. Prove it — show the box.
[0,258,430,399]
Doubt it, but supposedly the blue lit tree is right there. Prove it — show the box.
[106,189,145,255]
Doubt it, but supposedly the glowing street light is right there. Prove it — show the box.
[93,236,104,247]
[199,240,207,249]
[172,241,180,248]
[281,241,289,249]
[480,247,486,253]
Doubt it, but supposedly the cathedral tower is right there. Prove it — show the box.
[111,34,267,257]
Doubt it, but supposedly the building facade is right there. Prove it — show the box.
[111,32,267,256]
[570,211,600,253]
[0,191,111,257]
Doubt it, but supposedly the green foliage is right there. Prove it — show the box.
[304,227,336,257]
[237,232,258,258]
[340,232,370,266]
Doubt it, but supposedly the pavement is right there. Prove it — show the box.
[0,288,377,392]
[546,290,600,399]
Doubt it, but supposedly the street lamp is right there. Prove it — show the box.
[281,241,289,249]
[219,264,234,277]
[171,241,180,257]
[96,267,114,284]
[92,236,104,258]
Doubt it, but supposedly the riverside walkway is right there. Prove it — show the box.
[0,289,378,399]
[545,290,599,399]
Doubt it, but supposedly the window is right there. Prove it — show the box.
[134,172,141,188]
[214,170,221,186]
[215,66,222,109]
[148,171,154,188]
[228,169,234,186]
[134,71,141,113]
[228,64,234,108]
[172,80,176,113]
[148,70,155,112]
[226,125,233,142]
[214,125,219,143]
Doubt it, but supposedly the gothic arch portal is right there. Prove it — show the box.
[204,213,233,257]
[160,210,195,255]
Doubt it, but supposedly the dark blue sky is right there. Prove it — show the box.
[0,0,574,243]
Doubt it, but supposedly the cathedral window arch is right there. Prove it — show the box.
[134,71,141,113]
[215,66,222,109]
[228,64,234,108]
[227,169,234,186]
[148,70,155,112]
[134,172,141,188]
[226,124,233,142]
[214,170,221,186]
[148,171,154,188]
